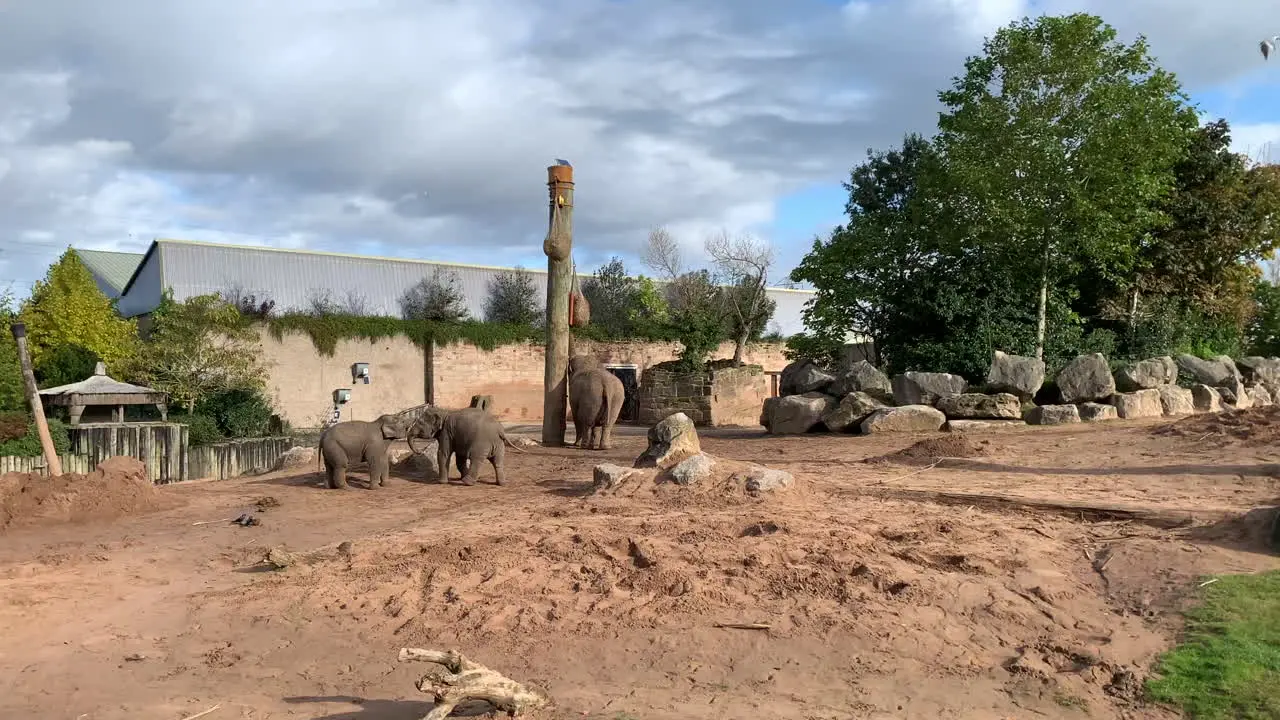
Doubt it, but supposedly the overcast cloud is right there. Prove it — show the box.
[1,0,1278,296]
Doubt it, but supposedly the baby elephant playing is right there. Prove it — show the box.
[408,406,525,486]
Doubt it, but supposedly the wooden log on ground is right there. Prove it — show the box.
[853,486,1235,529]
[398,648,549,719]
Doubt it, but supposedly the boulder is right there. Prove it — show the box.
[946,419,1026,432]
[1110,389,1163,419]
[1236,356,1280,385]
[1218,376,1253,409]
[1157,386,1195,417]
[1114,356,1177,391]
[859,405,947,434]
[1078,403,1117,422]
[1023,404,1081,425]
[936,392,1021,420]
[779,359,835,396]
[1176,354,1240,387]
[274,446,316,471]
[664,453,715,486]
[1056,353,1115,403]
[762,393,836,434]
[1191,384,1222,413]
[634,412,701,469]
[891,372,967,406]
[1247,385,1274,407]
[740,466,795,494]
[593,464,639,491]
[821,391,887,433]
[985,351,1045,400]
[828,361,893,402]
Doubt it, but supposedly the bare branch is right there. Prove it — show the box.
[641,226,683,280]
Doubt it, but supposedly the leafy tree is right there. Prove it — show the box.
[195,387,274,439]
[629,276,671,336]
[35,344,100,388]
[483,266,542,325]
[933,13,1196,359]
[0,288,24,412]
[19,249,139,369]
[580,257,640,337]
[706,230,775,365]
[399,267,468,322]
[125,292,268,413]
[1248,278,1280,357]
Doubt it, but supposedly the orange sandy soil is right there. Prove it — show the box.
[2,410,1279,720]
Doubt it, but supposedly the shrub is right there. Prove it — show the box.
[195,388,275,439]
[35,344,101,388]
[0,411,29,442]
[0,415,70,457]
[172,414,222,447]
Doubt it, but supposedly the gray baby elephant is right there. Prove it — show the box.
[317,413,412,489]
[408,406,526,486]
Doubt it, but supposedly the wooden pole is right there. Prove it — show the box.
[542,163,574,446]
[9,322,62,476]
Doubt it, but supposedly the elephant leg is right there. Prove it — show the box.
[455,452,469,480]
[589,425,603,450]
[491,442,506,486]
[368,453,387,489]
[600,422,614,451]
[436,435,451,484]
[460,449,483,486]
[571,411,587,448]
[325,450,349,489]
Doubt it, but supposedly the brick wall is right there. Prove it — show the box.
[258,326,789,427]
[637,364,769,427]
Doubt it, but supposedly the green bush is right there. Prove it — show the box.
[172,414,222,447]
[195,387,275,439]
[0,415,70,457]
[35,344,101,389]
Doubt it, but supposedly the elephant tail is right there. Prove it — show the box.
[499,428,529,453]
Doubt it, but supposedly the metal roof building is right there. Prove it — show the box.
[109,238,816,336]
[75,249,145,299]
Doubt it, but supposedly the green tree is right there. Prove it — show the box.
[399,267,468,322]
[126,292,268,413]
[706,230,776,365]
[0,288,24,412]
[35,344,101,388]
[934,12,1196,359]
[580,257,640,337]
[1248,278,1280,357]
[19,249,139,369]
[482,266,543,325]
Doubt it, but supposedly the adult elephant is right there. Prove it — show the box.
[408,406,525,486]
[317,413,413,490]
[568,354,624,450]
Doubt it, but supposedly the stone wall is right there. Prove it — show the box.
[256,326,789,427]
[637,364,770,427]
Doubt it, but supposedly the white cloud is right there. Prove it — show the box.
[0,0,1277,294]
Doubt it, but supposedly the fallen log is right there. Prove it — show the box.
[397,648,549,719]
[851,487,1235,529]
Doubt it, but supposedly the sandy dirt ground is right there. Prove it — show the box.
[2,410,1280,720]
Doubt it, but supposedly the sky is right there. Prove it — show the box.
[1,0,1279,301]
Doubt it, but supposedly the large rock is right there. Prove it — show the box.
[891,372,967,406]
[1218,376,1253,410]
[1191,384,1222,413]
[593,464,640,491]
[762,393,835,434]
[1023,404,1081,425]
[1056,353,1115,403]
[828,361,893,402]
[985,351,1045,400]
[821,392,887,433]
[936,392,1021,420]
[274,446,316,471]
[1247,385,1274,407]
[779,359,835,396]
[1114,356,1177,392]
[859,405,947,434]
[1078,403,1117,422]
[946,419,1026,432]
[739,466,795,494]
[1157,386,1195,417]
[1236,356,1280,385]
[634,412,701,469]
[1176,354,1240,387]
[1111,389,1163,419]
[665,453,715,486]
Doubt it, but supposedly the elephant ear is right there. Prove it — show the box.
[380,415,409,440]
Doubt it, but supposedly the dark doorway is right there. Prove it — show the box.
[606,365,640,424]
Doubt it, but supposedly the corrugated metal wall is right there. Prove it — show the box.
[118,240,816,335]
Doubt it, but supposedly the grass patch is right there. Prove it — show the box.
[1145,570,1280,719]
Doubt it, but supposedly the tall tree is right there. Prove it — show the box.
[934,13,1196,359]
[483,266,543,325]
[399,267,469,322]
[580,257,640,337]
[19,249,139,369]
[0,288,24,412]
[126,292,268,413]
[705,230,775,364]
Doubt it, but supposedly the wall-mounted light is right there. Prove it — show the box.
[333,388,352,405]
[352,362,370,384]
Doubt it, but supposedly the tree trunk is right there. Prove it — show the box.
[1034,239,1050,361]
[733,327,748,366]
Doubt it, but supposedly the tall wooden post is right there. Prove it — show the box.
[9,322,62,476]
[542,163,574,446]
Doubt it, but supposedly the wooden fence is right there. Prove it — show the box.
[0,422,299,484]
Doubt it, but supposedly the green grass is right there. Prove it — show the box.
[1145,570,1280,719]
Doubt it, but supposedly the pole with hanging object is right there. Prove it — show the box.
[9,322,62,476]
[542,160,574,446]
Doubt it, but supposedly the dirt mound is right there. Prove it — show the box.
[865,435,989,466]
[1151,405,1280,447]
[0,456,171,531]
